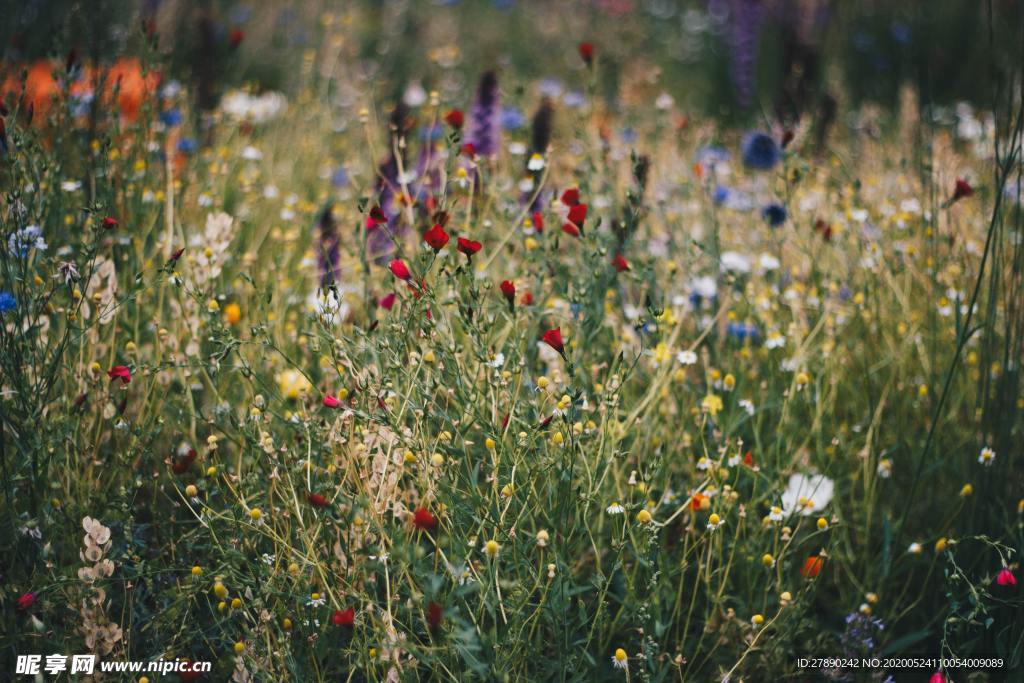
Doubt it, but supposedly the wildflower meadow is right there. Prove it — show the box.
[1,1,1023,681]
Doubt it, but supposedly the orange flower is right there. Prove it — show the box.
[801,555,824,578]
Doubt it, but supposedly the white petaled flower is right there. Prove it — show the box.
[978,447,995,466]
[696,457,712,471]
[606,502,625,515]
[262,553,276,565]
[611,649,629,671]
[720,251,751,274]
[9,225,47,256]
[527,154,545,171]
[306,593,326,607]
[768,506,784,522]
[780,473,835,516]
[706,514,724,531]
[876,459,892,478]
[677,350,698,365]
[61,180,82,192]
[738,399,755,416]
[907,542,923,555]
[487,353,505,368]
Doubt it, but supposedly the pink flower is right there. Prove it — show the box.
[16,592,36,610]
[929,672,946,683]
[997,567,1017,587]
[107,365,132,384]
[323,395,341,409]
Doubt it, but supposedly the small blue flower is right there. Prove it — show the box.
[160,108,183,126]
[563,91,586,109]
[740,132,781,171]
[696,145,730,166]
[726,322,759,342]
[0,291,16,314]
[8,225,47,257]
[762,203,787,227]
[620,127,638,144]
[177,138,198,154]
[331,167,349,188]
[500,107,525,131]
[713,186,731,206]
[419,124,443,142]
[889,22,911,45]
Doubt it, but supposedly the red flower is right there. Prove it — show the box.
[444,109,464,129]
[800,556,824,578]
[560,188,580,207]
[997,567,1018,587]
[561,222,580,238]
[102,216,118,230]
[323,395,341,409]
[389,259,412,281]
[427,601,444,632]
[521,292,534,306]
[170,247,185,262]
[567,203,587,226]
[531,210,544,233]
[541,327,565,356]
[107,365,132,384]
[228,28,245,48]
[423,224,450,251]
[412,507,437,531]
[457,237,482,258]
[16,592,36,610]
[499,280,516,307]
[743,451,754,466]
[172,448,198,475]
[461,143,477,158]
[929,673,947,683]
[578,42,594,65]
[368,205,387,227]
[331,608,355,627]
[379,292,397,310]
[307,492,330,508]
[952,178,974,202]
[611,254,630,272]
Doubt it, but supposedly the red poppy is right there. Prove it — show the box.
[228,28,245,48]
[102,216,118,230]
[331,608,355,627]
[690,493,708,511]
[561,188,580,207]
[801,556,824,578]
[531,210,544,233]
[521,292,534,306]
[368,205,387,226]
[307,492,330,508]
[561,222,581,237]
[379,292,397,310]
[172,448,198,475]
[541,327,565,356]
[567,203,587,226]
[412,507,437,531]
[444,109,464,129]
[16,592,36,610]
[500,280,516,307]
[461,143,477,157]
[743,451,754,466]
[578,42,594,65]
[611,254,630,272]
[423,224,450,251]
[952,178,974,202]
[107,365,132,384]
[457,237,482,257]
[427,601,443,632]
[389,259,412,281]
[323,395,342,409]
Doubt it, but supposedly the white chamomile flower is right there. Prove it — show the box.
[527,153,545,171]
[978,447,995,466]
[768,506,784,522]
[611,648,628,670]
[677,350,698,365]
[606,502,625,515]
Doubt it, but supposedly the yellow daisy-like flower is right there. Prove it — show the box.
[701,394,724,416]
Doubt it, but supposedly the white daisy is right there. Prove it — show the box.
[606,502,625,515]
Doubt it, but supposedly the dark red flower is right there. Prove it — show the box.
[521,292,534,306]
[107,365,132,384]
[560,188,580,207]
[368,205,387,226]
[170,247,185,262]
[331,608,355,627]
[541,327,565,356]
[323,395,341,409]
[379,292,397,310]
[389,259,412,281]
[578,42,594,65]
[611,254,630,272]
[952,178,974,202]
[172,448,198,475]
[997,567,1018,587]
[16,592,36,610]
[412,507,437,531]
[426,601,444,632]
[461,143,477,157]
[307,492,330,508]
[228,28,244,48]
[444,109,464,129]
[531,210,544,233]
[102,216,118,230]
[567,203,587,226]
[423,224,450,251]
[499,280,516,307]
[457,237,482,258]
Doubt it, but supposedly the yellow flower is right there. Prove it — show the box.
[817,517,828,530]
[233,642,245,654]
[191,566,202,576]
[276,369,313,400]
[185,484,198,498]
[636,509,652,524]
[213,582,228,599]
[701,394,723,416]
[249,508,262,521]
[762,553,775,567]
[751,613,765,626]
[935,537,948,553]
[960,483,973,497]
[484,539,500,557]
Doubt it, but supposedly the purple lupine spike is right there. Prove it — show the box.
[413,124,445,202]
[317,204,341,286]
[369,103,412,263]
[727,0,764,109]
[467,71,500,157]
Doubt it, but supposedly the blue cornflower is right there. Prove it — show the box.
[726,322,759,342]
[160,108,183,126]
[331,167,349,188]
[500,107,525,131]
[0,291,16,314]
[8,225,47,257]
[620,127,638,144]
[740,132,781,171]
[762,203,787,227]
[177,138,198,154]
[713,186,731,206]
